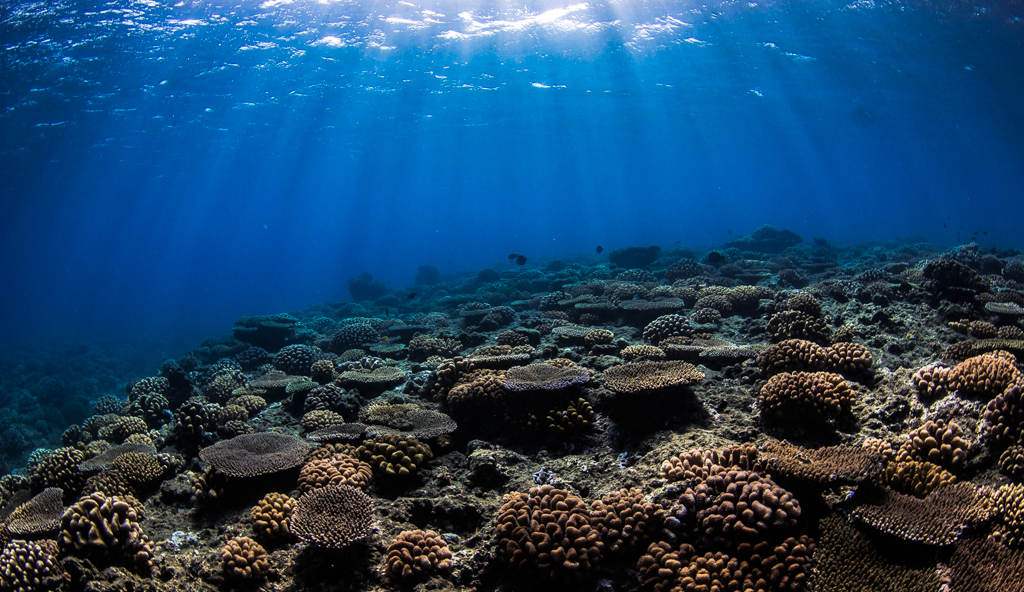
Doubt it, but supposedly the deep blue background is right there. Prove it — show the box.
[2,0,1023,348]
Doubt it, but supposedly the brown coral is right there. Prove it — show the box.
[990,483,1024,548]
[620,344,666,362]
[297,453,373,493]
[589,488,666,555]
[911,363,952,399]
[290,484,374,549]
[3,488,63,538]
[58,492,153,573]
[495,485,603,582]
[199,432,311,478]
[943,534,1024,592]
[758,371,855,422]
[823,342,873,374]
[949,351,1021,397]
[503,363,592,391]
[766,310,831,344]
[761,441,883,486]
[251,492,296,542]
[220,536,269,580]
[894,419,971,470]
[813,514,939,592]
[546,398,595,438]
[584,329,614,349]
[846,482,989,546]
[444,368,508,418]
[30,447,85,503]
[758,339,827,375]
[0,539,62,592]
[603,361,704,394]
[999,445,1024,480]
[301,410,346,432]
[356,434,432,485]
[984,380,1024,451]
[879,460,957,498]
[660,443,761,484]
[384,529,453,583]
[110,451,165,486]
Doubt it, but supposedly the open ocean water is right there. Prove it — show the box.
[1,0,1024,589]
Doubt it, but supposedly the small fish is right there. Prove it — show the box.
[407,292,417,300]
[596,245,604,254]
[944,223,947,228]
[706,251,724,264]
[984,231,988,235]
[384,307,390,317]
[516,254,527,265]
[508,253,518,262]
[728,229,732,235]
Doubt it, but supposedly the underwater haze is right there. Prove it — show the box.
[2,0,1024,345]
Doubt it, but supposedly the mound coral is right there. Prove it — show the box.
[220,536,269,580]
[495,485,603,582]
[758,371,855,422]
[251,492,296,542]
[385,530,453,584]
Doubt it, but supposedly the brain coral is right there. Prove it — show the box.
[495,485,603,582]
[290,484,374,549]
[758,371,855,423]
[220,536,269,580]
[385,530,453,584]
[603,361,704,394]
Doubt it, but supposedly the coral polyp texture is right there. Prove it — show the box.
[603,360,704,393]
[220,536,270,580]
[58,493,154,574]
[384,529,453,584]
[9,239,1024,592]
[290,484,374,549]
[758,371,855,422]
[495,485,603,582]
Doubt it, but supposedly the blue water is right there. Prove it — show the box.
[2,0,1023,346]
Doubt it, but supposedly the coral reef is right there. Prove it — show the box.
[5,238,1024,592]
